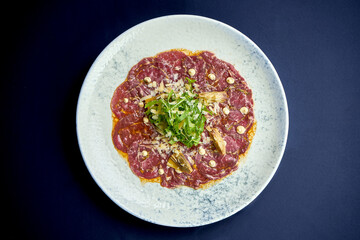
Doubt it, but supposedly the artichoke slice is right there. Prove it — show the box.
[167,152,193,174]
[198,91,228,103]
[208,128,227,155]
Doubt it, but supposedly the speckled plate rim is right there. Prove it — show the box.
[76,14,289,227]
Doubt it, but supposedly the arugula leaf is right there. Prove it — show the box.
[145,80,208,147]
[185,77,196,84]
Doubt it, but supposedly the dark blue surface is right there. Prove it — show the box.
[3,0,360,239]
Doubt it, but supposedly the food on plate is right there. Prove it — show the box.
[111,49,256,189]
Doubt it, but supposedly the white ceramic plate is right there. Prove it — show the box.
[76,15,288,227]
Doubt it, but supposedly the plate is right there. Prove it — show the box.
[76,15,288,227]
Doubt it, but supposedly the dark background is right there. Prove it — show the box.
[3,0,360,239]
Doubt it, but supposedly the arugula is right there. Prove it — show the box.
[145,78,208,148]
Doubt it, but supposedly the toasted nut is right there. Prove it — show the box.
[199,147,206,155]
[208,73,216,80]
[226,77,235,84]
[143,117,149,123]
[188,68,196,76]
[209,160,216,167]
[124,98,129,103]
[240,107,249,115]
[144,77,152,83]
[223,107,230,115]
[237,125,246,134]
[138,101,144,108]
[158,168,164,175]
[142,150,148,157]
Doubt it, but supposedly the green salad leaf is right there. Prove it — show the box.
[145,79,208,148]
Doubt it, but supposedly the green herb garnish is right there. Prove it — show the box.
[145,79,208,148]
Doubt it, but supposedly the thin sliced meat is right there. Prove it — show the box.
[112,121,149,153]
[111,49,255,189]
[128,142,161,179]
[156,50,187,78]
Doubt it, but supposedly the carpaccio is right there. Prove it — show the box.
[111,49,255,189]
